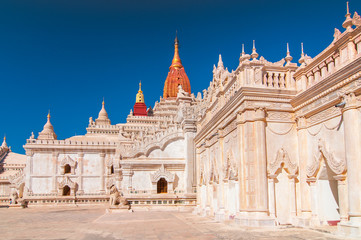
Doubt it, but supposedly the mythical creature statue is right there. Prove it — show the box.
[109,185,129,208]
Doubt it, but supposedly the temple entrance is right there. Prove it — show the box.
[157,178,167,193]
[62,185,71,196]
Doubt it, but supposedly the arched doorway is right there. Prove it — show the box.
[157,178,167,193]
[62,185,71,196]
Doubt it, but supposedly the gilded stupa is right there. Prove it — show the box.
[163,36,191,98]
[133,81,148,116]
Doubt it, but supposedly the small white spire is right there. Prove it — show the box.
[1,135,7,148]
[251,40,259,60]
[299,42,305,65]
[285,43,293,64]
[217,54,224,68]
[242,44,245,55]
[343,1,353,30]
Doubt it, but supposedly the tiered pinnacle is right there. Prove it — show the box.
[163,36,191,99]
[136,82,145,103]
[38,111,57,140]
[133,81,148,116]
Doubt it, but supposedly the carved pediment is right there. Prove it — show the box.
[150,165,175,183]
[60,155,77,167]
[268,148,298,176]
[58,176,76,189]
[307,139,346,177]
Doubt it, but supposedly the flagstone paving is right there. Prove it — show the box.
[0,206,349,240]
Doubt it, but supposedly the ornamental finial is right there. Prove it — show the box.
[251,40,258,59]
[343,1,353,30]
[285,43,293,64]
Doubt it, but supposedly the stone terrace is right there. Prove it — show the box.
[0,206,348,240]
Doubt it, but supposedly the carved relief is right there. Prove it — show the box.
[267,112,293,121]
[223,151,238,181]
[209,157,219,184]
[308,107,340,125]
[268,148,298,176]
[307,139,346,177]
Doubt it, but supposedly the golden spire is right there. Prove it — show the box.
[170,33,183,69]
[47,110,51,120]
[136,81,144,103]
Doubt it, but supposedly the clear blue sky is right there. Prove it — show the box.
[1,0,360,153]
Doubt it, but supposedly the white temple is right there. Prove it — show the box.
[1,3,361,238]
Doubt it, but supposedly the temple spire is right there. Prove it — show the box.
[136,81,145,103]
[95,99,111,125]
[38,111,57,140]
[133,81,147,116]
[163,35,191,99]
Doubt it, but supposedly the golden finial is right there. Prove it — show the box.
[102,97,105,106]
[136,81,144,103]
[347,1,350,15]
[3,135,6,142]
[47,110,51,119]
[171,32,183,69]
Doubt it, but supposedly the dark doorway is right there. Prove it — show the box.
[64,164,71,174]
[157,178,167,194]
[63,185,71,196]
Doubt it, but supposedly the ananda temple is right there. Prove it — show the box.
[1,4,361,238]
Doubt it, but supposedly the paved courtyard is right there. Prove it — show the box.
[0,206,348,240]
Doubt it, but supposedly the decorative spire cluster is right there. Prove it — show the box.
[38,111,57,140]
[95,99,111,125]
[163,35,191,99]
